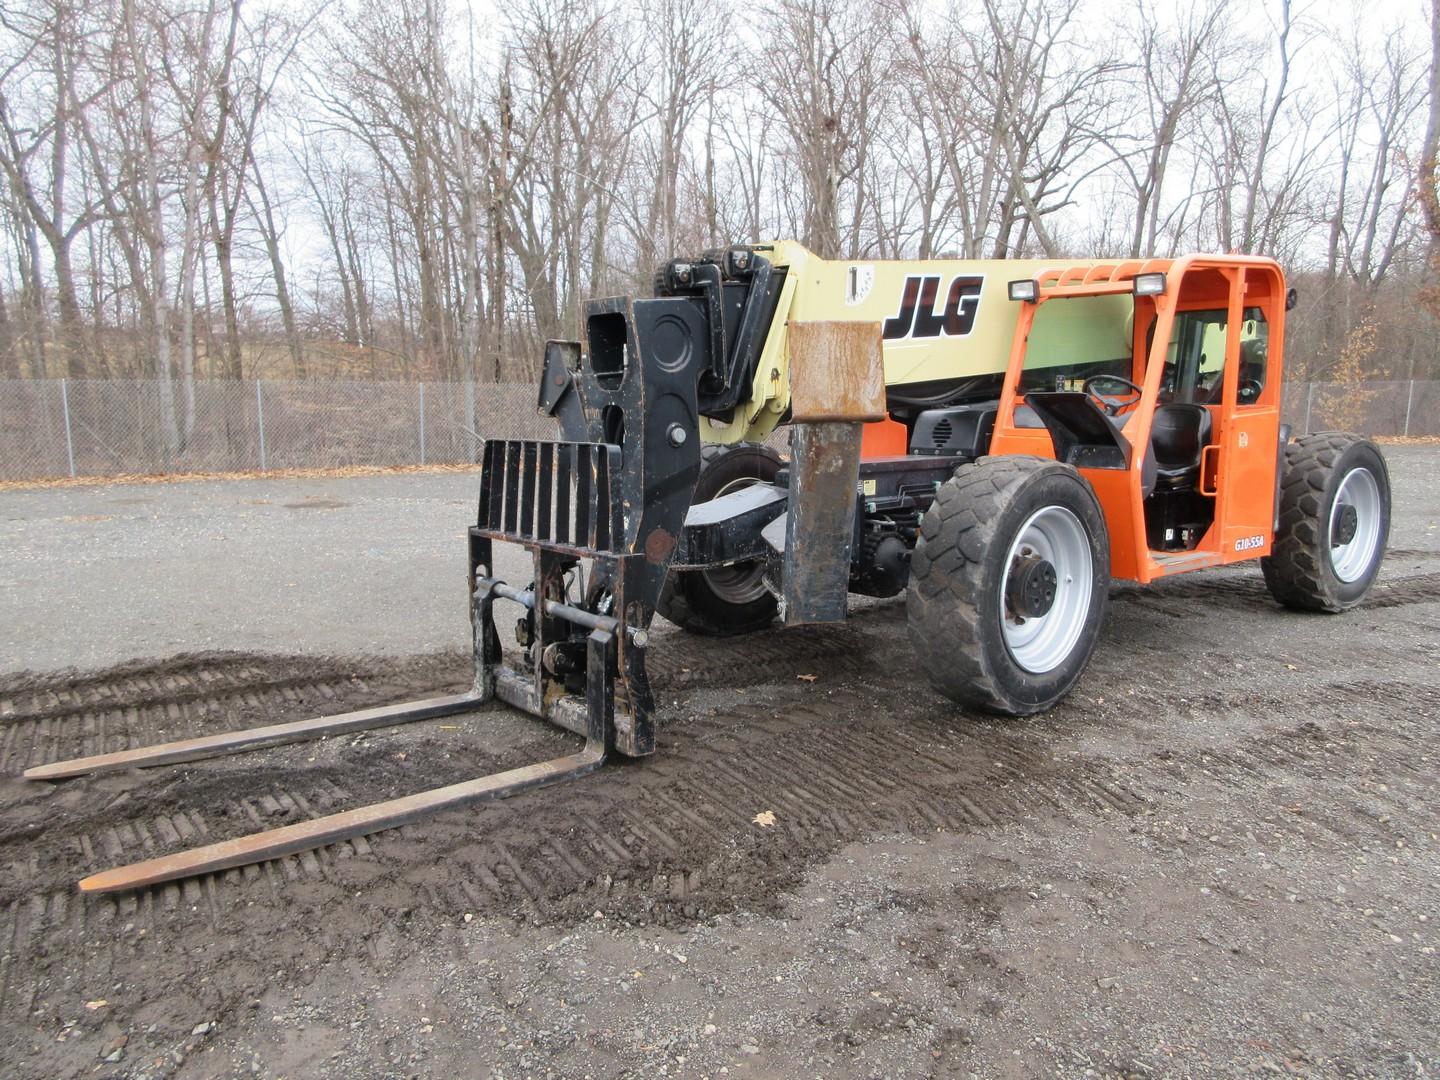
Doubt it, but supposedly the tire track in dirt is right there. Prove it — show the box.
[0,660,1156,1023]
[1,573,1432,1029]
[647,622,875,689]
[0,652,472,775]
[1362,571,1440,609]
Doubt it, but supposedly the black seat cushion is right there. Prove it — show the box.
[1149,403,1212,488]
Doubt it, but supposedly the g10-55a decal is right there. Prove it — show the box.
[882,275,984,340]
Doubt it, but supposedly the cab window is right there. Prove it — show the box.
[1020,294,1134,393]
[1237,311,1268,405]
[1159,307,1267,405]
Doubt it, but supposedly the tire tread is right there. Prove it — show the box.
[907,455,1107,715]
[1261,432,1388,613]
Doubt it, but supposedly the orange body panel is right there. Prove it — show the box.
[861,417,910,459]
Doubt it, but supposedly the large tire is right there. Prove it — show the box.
[907,455,1110,716]
[656,442,783,636]
[1262,433,1390,613]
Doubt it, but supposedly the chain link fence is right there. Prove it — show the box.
[0,377,1435,483]
[0,379,551,481]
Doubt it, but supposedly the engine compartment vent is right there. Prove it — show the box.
[909,403,998,457]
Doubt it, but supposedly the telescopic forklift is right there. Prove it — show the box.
[25,240,1391,892]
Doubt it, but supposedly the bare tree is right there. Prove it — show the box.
[1091,0,1230,258]
[116,0,178,452]
[0,0,1434,390]
[163,0,238,440]
[621,0,729,271]
[1324,25,1428,290]
[1419,0,1440,315]
[0,0,113,374]
[757,0,891,258]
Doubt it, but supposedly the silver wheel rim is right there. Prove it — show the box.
[1329,466,1382,584]
[700,474,770,604]
[1000,505,1094,675]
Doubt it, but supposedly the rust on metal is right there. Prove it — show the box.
[643,527,677,564]
[24,692,484,781]
[783,421,864,625]
[786,321,886,423]
[78,746,605,894]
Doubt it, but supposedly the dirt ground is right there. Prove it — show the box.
[0,447,1436,1079]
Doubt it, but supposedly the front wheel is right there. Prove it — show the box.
[1262,433,1390,612]
[656,442,783,636]
[907,456,1111,716]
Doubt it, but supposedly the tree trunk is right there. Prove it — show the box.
[49,237,88,376]
[249,174,305,377]
[123,0,179,456]
[1421,0,1440,315]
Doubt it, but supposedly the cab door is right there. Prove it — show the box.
[1215,268,1281,561]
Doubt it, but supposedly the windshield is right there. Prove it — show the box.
[1020,294,1134,393]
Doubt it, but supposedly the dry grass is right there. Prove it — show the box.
[1374,434,1440,445]
[0,461,483,493]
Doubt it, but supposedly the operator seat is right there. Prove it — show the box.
[1144,403,1212,494]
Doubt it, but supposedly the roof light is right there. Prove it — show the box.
[1133,272,1167,297]
[1008,279,1039,303]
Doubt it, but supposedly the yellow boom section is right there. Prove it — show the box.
[704,240,1129,445]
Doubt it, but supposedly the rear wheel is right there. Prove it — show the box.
[1262,433,1390,612]
[907,456,1110,716]
[656,442,783,636]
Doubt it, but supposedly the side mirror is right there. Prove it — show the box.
[1285,287,1298,311]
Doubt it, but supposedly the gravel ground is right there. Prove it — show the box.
[0,471,530,674]
[0,445,1436,1079]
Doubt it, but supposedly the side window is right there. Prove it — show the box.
[1237,308,1268,405]
[1195,321,1227,401]
[1164,309,1228,404]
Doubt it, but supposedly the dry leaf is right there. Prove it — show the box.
[797,674,818,683]
[753,810,777,827]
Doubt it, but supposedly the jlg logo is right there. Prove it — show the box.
[882,275,984,340]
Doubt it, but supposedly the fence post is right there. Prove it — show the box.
[1403,379,1415,437]
[255,380,268,470]
[1304,382,1313,434]
[60,378,76,478]
[418,382,427,465]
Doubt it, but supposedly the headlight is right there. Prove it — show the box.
[1008,279,1039,303]
[1132,272,1167,297]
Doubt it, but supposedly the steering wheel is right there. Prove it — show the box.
[1083,374,1144,417]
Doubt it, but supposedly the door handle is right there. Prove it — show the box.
[1200,444,1220,496]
